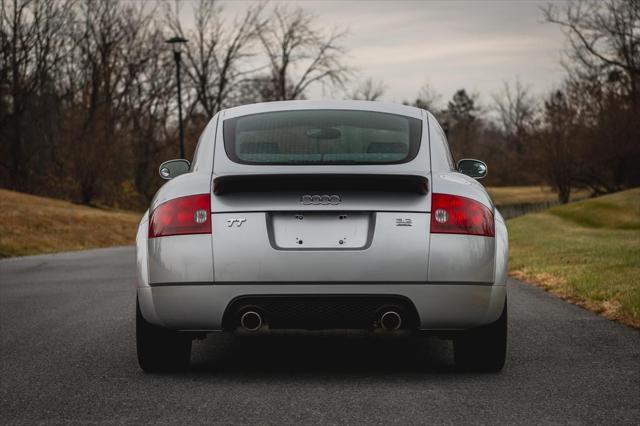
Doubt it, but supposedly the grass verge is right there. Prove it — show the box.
[0,189,141,258]
[507,188,640,328]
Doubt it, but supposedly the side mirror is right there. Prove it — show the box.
[457,159,487,179]
[159,159,190,180]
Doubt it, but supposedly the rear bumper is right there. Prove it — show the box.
[138,283,506,331]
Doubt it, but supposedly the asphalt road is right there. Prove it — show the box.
[1,247,639,425]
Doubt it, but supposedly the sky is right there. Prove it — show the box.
[188,0,570,108]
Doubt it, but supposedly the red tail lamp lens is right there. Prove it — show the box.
[431,193,494,237]
[149,194,211,238]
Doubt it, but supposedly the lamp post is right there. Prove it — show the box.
[166,36,188,159]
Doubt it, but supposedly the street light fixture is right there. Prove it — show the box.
[166,36,188,159]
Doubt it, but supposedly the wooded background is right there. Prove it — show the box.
[1,0,638,209]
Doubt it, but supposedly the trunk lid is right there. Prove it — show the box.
[210,173,431,283]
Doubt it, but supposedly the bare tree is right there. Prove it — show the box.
[165,0,264,116]
[406,82,443,112]
[257,5,351,100]
[65,0,159,204]
[0,0,73,188]
[492,78,537,153]
[542,0,640,194]
[350,77,385,101]
[537,89,581,203]
[543,0,640,107]
[122,25,176,202]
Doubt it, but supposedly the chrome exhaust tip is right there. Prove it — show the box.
[380,311,402,331]
[240,311,263,332]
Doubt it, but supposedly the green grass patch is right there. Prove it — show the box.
[508,188,640,328]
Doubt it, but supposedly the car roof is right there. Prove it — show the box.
[220,100,425,120]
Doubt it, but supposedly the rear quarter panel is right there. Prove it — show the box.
[428,172,497,284]
[146,171,215,285]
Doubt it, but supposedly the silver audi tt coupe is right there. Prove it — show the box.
[136,100,508,372]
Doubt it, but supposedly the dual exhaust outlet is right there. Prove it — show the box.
[238,309,403,332]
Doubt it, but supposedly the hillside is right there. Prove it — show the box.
[0,189,141,258]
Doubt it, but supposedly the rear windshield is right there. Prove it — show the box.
[223,110,422,165]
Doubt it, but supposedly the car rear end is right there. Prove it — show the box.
[137,101,507,372]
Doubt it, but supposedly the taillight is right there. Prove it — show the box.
[148,194,211,238]
[430,193,494,237]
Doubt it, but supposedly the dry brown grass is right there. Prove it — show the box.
[0,189,141,257]
[511,269,633,327]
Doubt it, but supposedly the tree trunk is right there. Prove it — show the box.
[558,186,571,204]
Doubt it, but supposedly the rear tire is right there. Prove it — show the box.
[136,298,192,373]
[453,298,507,372]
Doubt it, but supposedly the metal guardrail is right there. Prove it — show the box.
[497,201,559,220]
[497,196,588,220]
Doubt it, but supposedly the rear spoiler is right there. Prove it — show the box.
[213,174,429,195]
